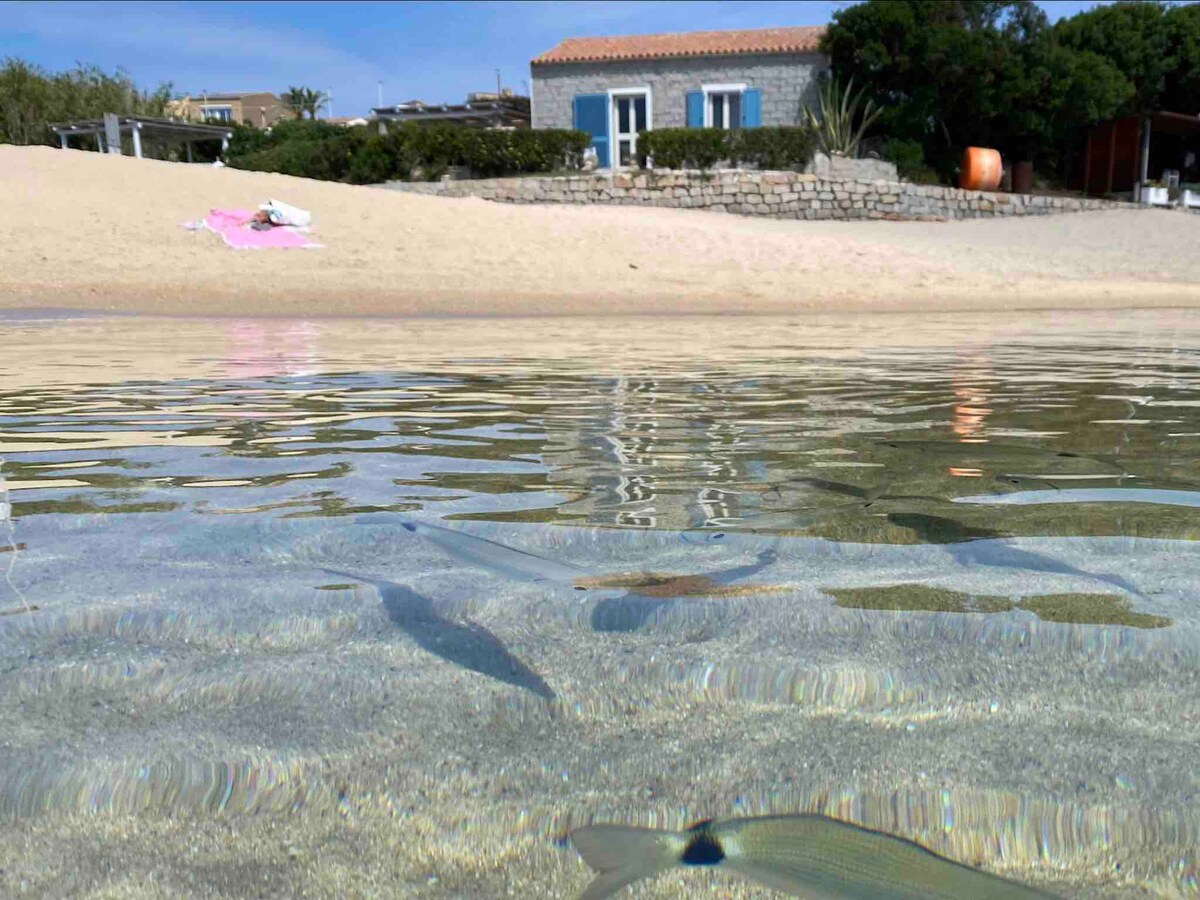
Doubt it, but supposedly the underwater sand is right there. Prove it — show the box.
[0,312,1198,898]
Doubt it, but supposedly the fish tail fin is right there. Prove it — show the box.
[571,824,684,899]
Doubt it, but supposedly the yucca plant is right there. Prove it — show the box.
[802,76,882,158]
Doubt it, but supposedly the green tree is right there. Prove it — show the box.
[0,58,51,145]
[1162,3,1200,113]
[1054,1,1171,114]
[0,58,171,146]
[820,0,1131,180]
[281,86,328,120]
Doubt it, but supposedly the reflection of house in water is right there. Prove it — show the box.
[540,375,772,529]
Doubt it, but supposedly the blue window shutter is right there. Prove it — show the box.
[573,93,610,167]
[686,91,704,128]
[741,89,761,128]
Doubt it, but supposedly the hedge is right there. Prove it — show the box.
[638,126,815,171]
[227,122,590,184]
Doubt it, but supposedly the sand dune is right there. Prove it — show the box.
[2,144,1199,316]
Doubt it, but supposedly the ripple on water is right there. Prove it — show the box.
[2,315,1199,895]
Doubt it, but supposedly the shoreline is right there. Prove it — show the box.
[3,145,1200,317]
[5,285,1198,318]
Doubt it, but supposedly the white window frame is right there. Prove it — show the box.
[702,82,747,129]
[606,85,652,169]
[200,105,234,122]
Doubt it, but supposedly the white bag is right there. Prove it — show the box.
[259,199,312,228]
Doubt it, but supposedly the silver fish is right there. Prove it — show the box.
[572,814,1053,900]
[874,440,1126,475]
[394,519,590,585]
[955,487,1200,509]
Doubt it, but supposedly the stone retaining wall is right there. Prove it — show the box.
[382,169,1138,221]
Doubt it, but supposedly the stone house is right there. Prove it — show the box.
[530,26,827,169]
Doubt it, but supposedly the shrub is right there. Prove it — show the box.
[227,122,591,183]
[231,130,363,182]
[346,134,411,185]
[731,127,815,170]
[882,138,940,184]
[640,127,815,171]
[638,128,726,170]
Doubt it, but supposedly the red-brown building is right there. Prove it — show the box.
[1083,112,1200,198]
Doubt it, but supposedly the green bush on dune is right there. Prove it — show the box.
[226,122,591,184]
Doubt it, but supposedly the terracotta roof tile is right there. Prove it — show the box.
[532,26,825,65]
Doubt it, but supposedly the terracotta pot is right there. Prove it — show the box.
[1011,160,1033,194]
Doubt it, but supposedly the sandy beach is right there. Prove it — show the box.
[3,144,1200,317]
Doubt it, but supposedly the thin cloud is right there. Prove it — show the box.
[0,1,379,92]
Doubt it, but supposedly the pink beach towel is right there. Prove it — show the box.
[185,208,323,250]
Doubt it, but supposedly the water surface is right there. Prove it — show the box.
[0,312,1197,898]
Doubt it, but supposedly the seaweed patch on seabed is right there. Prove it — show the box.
[825,584,1173,629]
[580,549,789,633]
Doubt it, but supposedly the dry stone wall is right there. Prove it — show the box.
[382,170,1137,221]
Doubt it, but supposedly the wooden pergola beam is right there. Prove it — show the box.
[50,115,233,159]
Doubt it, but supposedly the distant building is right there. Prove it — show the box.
[530,26,827,169]
[327,116,370,128]
[371,90,530,132]
[1080,111,1200,201]
[166,92,286,128]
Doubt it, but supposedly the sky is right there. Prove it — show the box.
[1,1,1123,118]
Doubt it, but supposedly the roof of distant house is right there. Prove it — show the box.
[187,92,279,101]
[532,25,825,65]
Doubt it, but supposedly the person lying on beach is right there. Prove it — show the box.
[247,210,275,231]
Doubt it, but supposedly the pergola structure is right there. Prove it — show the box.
[1083,111,1200,198]
[371,97,530,134]
[50,113,233,161]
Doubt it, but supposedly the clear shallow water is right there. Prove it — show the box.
[0,312,1198,897]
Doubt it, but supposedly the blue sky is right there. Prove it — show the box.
[1,1,1120,117]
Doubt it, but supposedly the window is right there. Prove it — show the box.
[702,84,747,130]
[608,87,651,169]
[708,92,742,130]
[200,106,233,123]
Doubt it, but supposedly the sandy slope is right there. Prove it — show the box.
[2,144,1199,316]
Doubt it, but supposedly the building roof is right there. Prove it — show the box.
[371,96,530,127]
[50,115,233,140]
[531,25,825,65]
[192,92,278,101]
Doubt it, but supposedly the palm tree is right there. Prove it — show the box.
[281,86,306,119]
[300,87,328,119]
[281,86,328,120]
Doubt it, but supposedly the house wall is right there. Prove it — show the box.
[173,94,285,127]
[229,94,286,127]
[530,52,826,131]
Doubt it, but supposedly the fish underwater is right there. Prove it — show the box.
[955,487,1200,509]
[886,512,1146,600]
[362,516,592,587]
[572,814,1054,900]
